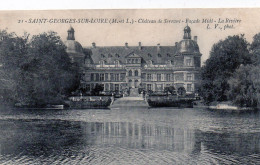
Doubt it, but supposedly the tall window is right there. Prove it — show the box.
[147,74,152,81]
[166,74,171,81]
[129,70,132,76]
[115,84,119,91]
[187,73,192,81]
[187,84,192,92]
[100,74,105,81]
[147,84,152,91]
[115,60,119,67]
[157,74,161,81]
[115,74,120,81]
[134,70,138,76]
[186,58,192,66]
[91,73,94,81]
[110,73,114,81]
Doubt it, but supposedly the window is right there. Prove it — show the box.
[115,74,120,81]
[135,59,138,63]
[129,70,132,76]
[115,84,119,91]
[158,54,162,57]
[105,73,108,81]
[86,84,90,91]
[132,59,135,63]
[101,54,105,58]
[115,60,119,67]
[96,73,99,81]
[148,53,152,57]
[187,84,192,92]
[100,61,105,67]
[108,54,113,58]
[166,74,171,81]
[100,74,105,81]
[120,73,126,81]
[186,58,192,66]
[91,73,94,81]
[128,59,131,63]
[187,73,192,81]
[115,54,120,58]
[157,74,161,81]
[105,84,109,91]
[110,73,114,81]
[134,70,138,76]
[147,74,152,81]
[167,53,171,57]
[147,84,152,91]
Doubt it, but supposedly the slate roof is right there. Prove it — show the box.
[85,46,178,64]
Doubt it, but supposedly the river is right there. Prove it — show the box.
[0,107,259,164]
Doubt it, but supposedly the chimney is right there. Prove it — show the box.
[138,42,142,50]
[157,43,160,52]
[125,42,128,48]
[92,42,96,48]
[194,36,197,43]
[175,42,178,47]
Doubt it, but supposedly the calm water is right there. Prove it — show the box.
[0,107,259,164]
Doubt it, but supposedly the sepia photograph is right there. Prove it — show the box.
[0,7,260,164]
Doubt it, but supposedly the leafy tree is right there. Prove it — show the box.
[91,84,104,96]
[0,30,29,103]
[250,33,260,65]
[228,65,260,107]
[177,87,186,96]
[164,86,176,95]
[0,30,81,106]
[200,34,252,104]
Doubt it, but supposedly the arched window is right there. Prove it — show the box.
[134,70,138,76]
[129,70,132,76]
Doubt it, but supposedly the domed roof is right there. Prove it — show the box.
[184,25,191,32]
[176,39,200,54]
[68,26,75,32]
[64,40,84,54]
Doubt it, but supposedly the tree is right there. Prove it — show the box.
[250,33,260,65]
[177,87,186,96]
[0,30,29,103]
[164,86,176,95]
[200,34,252,104]
[228,65,260,107]
[91,84,104,96]
[0,30,81,106]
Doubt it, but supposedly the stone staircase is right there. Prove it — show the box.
[129,88,139,97]
[110,96,149,109]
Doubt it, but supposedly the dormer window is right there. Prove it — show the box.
[158,54,162,57]
[115,54,120,58]
[108,54,113,58]
[148,60,153,65]
[148,53,152,57]
[100,60,105,67]
[101,54,105,58]
[167,53,171,57]
[115,60,120,67]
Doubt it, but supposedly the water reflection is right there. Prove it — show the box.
[0,108,259,164]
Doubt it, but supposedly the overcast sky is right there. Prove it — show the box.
[0,9,260,63]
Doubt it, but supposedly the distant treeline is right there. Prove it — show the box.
[0,30,80,107]
[199,34,260,107]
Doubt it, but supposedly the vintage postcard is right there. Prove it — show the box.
[0,9,260,164]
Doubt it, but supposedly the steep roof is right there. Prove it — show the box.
[85,46,178,64]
